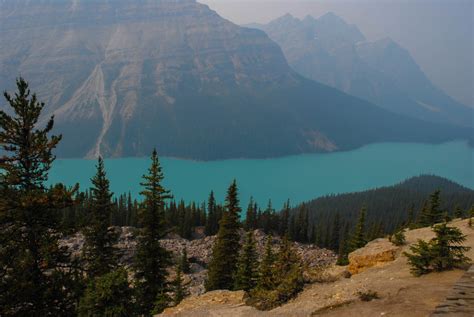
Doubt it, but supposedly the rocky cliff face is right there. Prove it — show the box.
[1,1,471,159]
[253,13,473,128]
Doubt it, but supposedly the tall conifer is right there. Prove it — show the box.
[82,157,118,278]
[206,180,242,291]
[134,149,173,315]
[234,231,259,291]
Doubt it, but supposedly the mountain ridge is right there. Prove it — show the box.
[0,1,471,160]
[251,13,473,128]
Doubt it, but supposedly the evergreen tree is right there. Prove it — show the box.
[330,213,341,251]
[419,190,444,226]
[134,150,173,315]
[273,236,304,303]
[245,196,256,230]
[172,265,186,306]
[82,157,118,278]
[234,231,259,292]
[350,207,367,251]
[404,222,471,276]
[256,235,276,291]
[407,204,415,227]
[454,204,464,219]
[205,191,218,236]
[279,199,290,236]
[0,78,80,315]
[206,180,242,291]
[179,248,191,274]
[78,268,133,317]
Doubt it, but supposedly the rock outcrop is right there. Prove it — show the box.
[347,238,399,274]
[60,227,336,296]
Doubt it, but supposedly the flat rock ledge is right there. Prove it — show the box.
[431,265,474,317]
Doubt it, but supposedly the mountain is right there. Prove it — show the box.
[0,1,471,160]
[252,13,473,128]
[290,175,474,233]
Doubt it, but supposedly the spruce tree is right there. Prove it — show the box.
[0,78,80,315]
[205,191,218,236]
[172,265,186,305]
[206,180,242,291]
[330,212,341,251]
[279,199,290,236]
[454,205,464,219]
[78,268,133,317]
[134,149,173,315]
[179,248,190,274]
[350,207,367,251]
[256,235,276,291]
[234,231,259,292]
[82,157,118,278]
[245,196,256,231]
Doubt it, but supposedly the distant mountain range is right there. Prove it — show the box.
[250,13,473,128]
[0,1,471,160]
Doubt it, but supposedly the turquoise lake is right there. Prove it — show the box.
[49,141,474,209]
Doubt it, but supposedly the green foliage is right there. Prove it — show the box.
[350,207,367,251]
[134,150,172,315]
[234,231,259,292]
[454,205,465,219]
[404,222,471,276]
[0,78,81,315]
[172,266,186,306]
[250,236,304,310]
[82,157,118,279]
[390,229,406,246]
[418,190,445,227]
[206,180,242,291]
[256,236,277,291]
[179,248,191,274]
[78,268,133,317]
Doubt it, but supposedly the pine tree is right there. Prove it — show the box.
[350,207,367,251]
[82,157,118,278]
[78,268,133,317]
[245,196,256,231]
[407,203,415,227]
[0,78,80,315]
[404,222,471,276]
[430,222,471,271]
[419,190,444,226]
[273,236,304,303]
[172,265,186,306]
[279,199,290,236]
[205,191,218,236]
[330,213,341,251]
[206,180,242,291]
[134,149,173,315]
[234,231,259,292]
[454,205,464,219]
[179,248,191,274]
[256,235,276,291]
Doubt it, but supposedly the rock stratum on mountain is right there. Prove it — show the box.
[251,13,473,128]
[0,1,472,160]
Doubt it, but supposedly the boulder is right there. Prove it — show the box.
[348,238,399,274]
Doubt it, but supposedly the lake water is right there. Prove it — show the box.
[49,141,474,209]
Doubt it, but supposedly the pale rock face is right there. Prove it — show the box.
[347,238,399,274]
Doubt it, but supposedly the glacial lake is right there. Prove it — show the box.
[49,141,474,209]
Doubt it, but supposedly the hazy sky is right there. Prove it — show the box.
[200,0,473,106]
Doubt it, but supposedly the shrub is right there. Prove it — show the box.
[390,230,406,246]
[358,290,379,301]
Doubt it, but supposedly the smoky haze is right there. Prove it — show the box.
[200,0,473,107]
